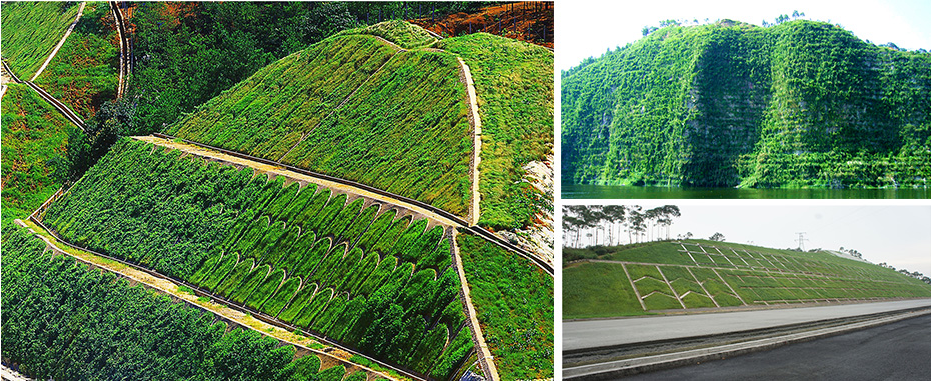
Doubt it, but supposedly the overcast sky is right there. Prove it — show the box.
[557,0,931,70]
[585,203,931,277]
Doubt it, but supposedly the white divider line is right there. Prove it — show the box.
[622,263,648,311]
[656,266,687,309]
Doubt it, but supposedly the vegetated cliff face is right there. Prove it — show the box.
[562,20,931,188]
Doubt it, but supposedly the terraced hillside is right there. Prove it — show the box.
[1,226,364,381]
[40,138,472,379]
[163,21,554,233]
[562,19,931,188]
[0,2,81,79]
[564,240,931,319]
[1,83,76,225]
[2,16,553,381]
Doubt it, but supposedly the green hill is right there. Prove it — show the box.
[564,239,931,319]
[1,83,76,225]
[164,21,553,229]
[163,31,473,217]
[562,20,931,188]
[32,2,119,119]
[1,2,81,79]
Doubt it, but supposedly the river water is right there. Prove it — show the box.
[562,183,931,199]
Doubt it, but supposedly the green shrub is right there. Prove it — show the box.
[246,268,285,310]
[278,282,318,323]
[260,276,302,317]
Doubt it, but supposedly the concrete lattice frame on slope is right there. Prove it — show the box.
[14,219,399,381]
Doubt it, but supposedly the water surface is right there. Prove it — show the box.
[562,183,930,199]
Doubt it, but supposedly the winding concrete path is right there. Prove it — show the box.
[455,57,482,227]
[31,2,86,81]
[451,229,500,380]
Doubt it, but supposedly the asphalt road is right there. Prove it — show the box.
[623,313,931,380]
[564,299,931,351]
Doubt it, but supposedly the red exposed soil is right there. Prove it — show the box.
[410,1,553,49]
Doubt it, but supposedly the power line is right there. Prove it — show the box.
[796,232,809,251]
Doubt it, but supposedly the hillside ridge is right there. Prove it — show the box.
[562,19,931,188]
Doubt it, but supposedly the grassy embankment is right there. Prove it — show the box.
[1,2,81,79]
[1,84,76,225]
[458,233,554,380]
[564,239,931,319]
[164,28,473,218]
[439,33,554,230]
[33,2,119,119]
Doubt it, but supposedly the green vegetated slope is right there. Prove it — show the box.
[1,84,76,225]
[164,25,473,218]
[439,33,554,230]
[40,138,474,379]
[562,20,931,188]
[564,239,931,319]
[33,2,119,119]
[0,1,80,79]
[459,233,554,380]
[1,225,352,381]
[336,19,438,49]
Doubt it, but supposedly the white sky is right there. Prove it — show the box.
[556,0,931,70]
[602,204,931,277]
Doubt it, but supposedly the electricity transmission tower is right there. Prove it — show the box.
[796,232,809,251]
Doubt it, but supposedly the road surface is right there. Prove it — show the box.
[623,313,931,380]
[564,299,931,351]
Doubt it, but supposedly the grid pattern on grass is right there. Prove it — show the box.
[599,240,931,311]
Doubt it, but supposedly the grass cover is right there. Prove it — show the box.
[337,20,437,49]
[164,30,473,217]
[564,239,931,318]
[0,225,347,381]
[1,84,76,225]
[1,2,81,78]
[563,262,643,318]
[33,3,119,119]
[281,49,472,217]
[40,138,473,377]
[562,19,931,188]
[458,233,553,380]
[438,33,555,230]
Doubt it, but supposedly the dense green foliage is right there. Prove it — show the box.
[439,33,555,229]
[1,84,76,225]
[0,225,348,381]
[562,20,931,188]
[458,233,553,380]
[164,32,472,217]
[41,138,473,378]
[563,239,931,318]
[0,1,80,79]
[33,2,119,119]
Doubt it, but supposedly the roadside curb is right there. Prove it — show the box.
[564,308,931,380]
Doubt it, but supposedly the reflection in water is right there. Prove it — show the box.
[562,183,931,199]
